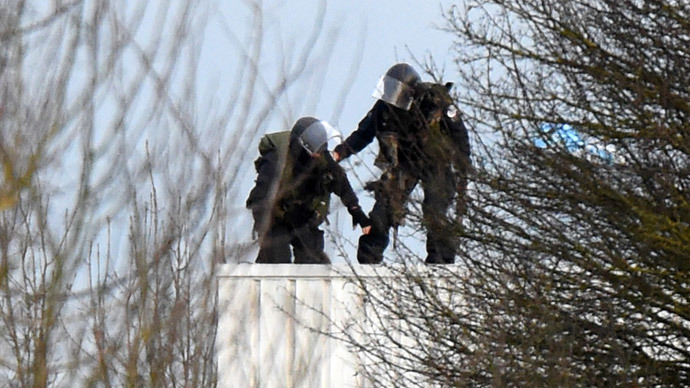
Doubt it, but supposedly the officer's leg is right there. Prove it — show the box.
[292,225,330,264]
[357,199,392,264]
[421,169,457,264]
[358,171,417,264]
[255,223,293,263]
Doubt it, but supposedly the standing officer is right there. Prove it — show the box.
[333,63,471,264]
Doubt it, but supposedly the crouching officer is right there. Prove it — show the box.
[333,63,472,264]
[246,117,372,264]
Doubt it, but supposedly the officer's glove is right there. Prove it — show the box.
[455,199,467,219]
[333,144,349,162]
[349,205,372,229]
[455,183,468,217]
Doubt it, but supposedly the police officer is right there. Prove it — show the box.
[333,63,471,264]
[246,117,372,264]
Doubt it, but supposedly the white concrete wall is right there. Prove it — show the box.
[216,264,380,388]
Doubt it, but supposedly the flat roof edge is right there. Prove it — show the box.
[216,263,465,279]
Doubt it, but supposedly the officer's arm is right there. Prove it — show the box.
[445,108,472,173]
[246,150,281,223]
[444,109,473,217]
[333,101,383,161]
[447,108,471,158]
[326,155,371,228]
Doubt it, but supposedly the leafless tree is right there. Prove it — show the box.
[0,0,347,386]
[341,0,690,386]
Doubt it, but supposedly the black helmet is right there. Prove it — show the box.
[372,63,421,110]
[290,116,342,156]
[385,63,421,86]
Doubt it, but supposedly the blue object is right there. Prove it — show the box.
[534,123,617,164]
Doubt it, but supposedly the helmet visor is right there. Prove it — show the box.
[298,120,342,155]
[372,75,415,111]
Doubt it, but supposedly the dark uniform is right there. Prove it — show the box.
[335,75,472,264]
[246,118,370,264]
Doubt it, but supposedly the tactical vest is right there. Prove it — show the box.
[254,131,331,223]
[375,82,458,171]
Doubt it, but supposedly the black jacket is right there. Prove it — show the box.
[247,141,368,230]
[334,83,471,176]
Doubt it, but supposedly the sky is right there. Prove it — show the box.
[223,0,459,130]
[212,0,463,263]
